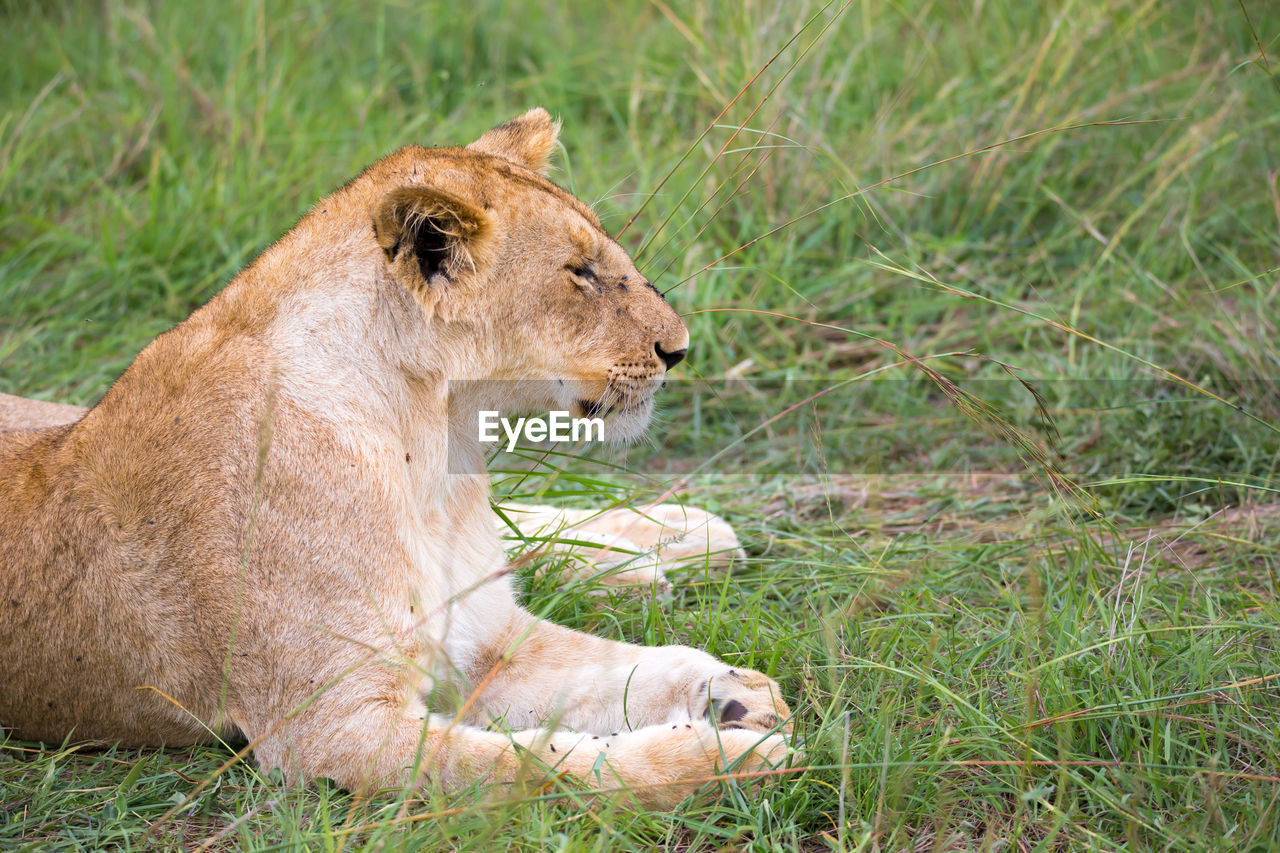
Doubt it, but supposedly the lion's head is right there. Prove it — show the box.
[361,109,687,442]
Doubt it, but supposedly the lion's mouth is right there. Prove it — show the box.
[574,395,651,420]
[575,398,607,419]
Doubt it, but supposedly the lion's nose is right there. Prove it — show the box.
[655,342,687,370]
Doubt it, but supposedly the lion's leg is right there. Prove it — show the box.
[243,674,783,810]
[496,502,745,589]
[459,611,791,741]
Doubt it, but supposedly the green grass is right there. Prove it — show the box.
[3,0,1280,849]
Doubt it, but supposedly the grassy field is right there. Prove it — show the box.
[3,0,1280,849]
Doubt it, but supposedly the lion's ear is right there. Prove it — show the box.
[373,186,492,292]
[466,107,560,175]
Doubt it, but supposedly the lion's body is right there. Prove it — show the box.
[0,111,788,808]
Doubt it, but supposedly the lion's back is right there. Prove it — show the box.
[0,393,87,433]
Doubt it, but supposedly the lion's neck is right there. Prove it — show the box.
[247,268,497,517]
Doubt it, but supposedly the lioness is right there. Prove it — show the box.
[0,110,789,809]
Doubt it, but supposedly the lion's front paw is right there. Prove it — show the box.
[498,502,745,589]
[604,721,789,809]
[693,668,792,735]
[618,504,746,570]
[562,503,745,585]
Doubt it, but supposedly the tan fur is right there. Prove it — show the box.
[0,109,790,809]
[498,502,746,590]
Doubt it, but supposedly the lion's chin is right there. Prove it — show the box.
[573,395,654,444]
